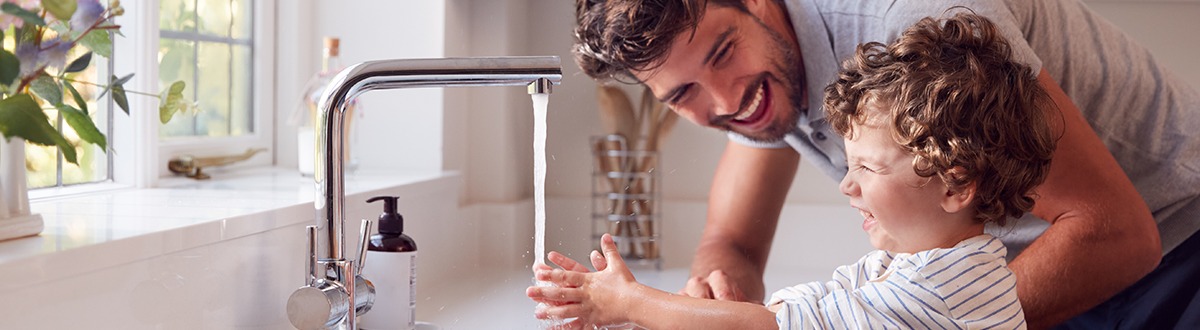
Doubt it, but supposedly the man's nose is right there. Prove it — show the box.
[708,77,742,117]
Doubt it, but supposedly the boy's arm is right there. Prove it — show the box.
[530,234,779,330]
[1013,69,1161,329]
[626,288,779,330]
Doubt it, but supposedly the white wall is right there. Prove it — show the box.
[275,0,448,176]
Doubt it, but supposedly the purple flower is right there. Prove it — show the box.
[70,0,105,31]
[13,36,71,79]
[41,37,71,70]
[14,40,40,78]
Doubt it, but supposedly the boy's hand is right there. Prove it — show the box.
[533,249,608,275]
[526,234,639,328]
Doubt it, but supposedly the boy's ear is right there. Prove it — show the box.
[941,168,976,213]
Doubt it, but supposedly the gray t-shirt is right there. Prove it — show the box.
[730,0,1200,256]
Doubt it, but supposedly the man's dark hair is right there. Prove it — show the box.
[573,0,749,83]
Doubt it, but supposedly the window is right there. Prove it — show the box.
[154,0,274,181]
[28,0,275,193]
[158,0,253,139]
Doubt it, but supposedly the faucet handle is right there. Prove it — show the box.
[287,279,351,330]
[357,219,372,273]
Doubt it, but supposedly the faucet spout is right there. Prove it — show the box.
[289,56,562,330]
[315,56,561,261]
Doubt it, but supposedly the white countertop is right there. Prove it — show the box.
[0,167,457,293]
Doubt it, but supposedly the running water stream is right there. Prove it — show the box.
[531,93,560,329]
[532,93,549,267]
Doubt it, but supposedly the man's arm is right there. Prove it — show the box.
[685,141,800,302]
[1014,69,1162,329]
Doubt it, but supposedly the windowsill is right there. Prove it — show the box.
[28,182,137,202]
[0,166,460,293]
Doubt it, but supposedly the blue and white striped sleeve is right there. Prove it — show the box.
[766,235,1026,330]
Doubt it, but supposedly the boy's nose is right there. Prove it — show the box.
[839,174,858,197]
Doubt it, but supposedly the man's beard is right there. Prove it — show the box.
[711,18,805,143]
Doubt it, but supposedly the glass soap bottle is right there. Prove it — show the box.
[359,196,417,330]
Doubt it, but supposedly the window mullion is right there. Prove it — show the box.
[56,112,63,187]
[107,29,115,183]
[228,0,234,136]
[192,0,200,136]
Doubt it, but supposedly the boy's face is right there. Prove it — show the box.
[632,1,805,143]
[839,121,976,253]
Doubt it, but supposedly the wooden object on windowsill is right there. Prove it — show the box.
[168,148,267,180]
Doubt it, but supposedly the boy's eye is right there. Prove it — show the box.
[858,165,875,173]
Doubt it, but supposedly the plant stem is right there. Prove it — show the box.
[59,77,160,97]
[38,10,117,52]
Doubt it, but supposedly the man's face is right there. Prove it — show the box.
[633,2,805,143]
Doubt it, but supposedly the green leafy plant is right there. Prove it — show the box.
[0,0,190,165]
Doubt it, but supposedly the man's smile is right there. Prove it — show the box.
[734,78,770,125]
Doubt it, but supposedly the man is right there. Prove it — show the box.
[572,0,1200,329]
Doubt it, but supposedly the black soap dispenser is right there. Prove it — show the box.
[359,196,418,330]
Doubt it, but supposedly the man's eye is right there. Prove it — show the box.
[714,42,733,64]
[669,84,692,105]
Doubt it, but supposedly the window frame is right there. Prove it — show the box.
[154,0,276,181]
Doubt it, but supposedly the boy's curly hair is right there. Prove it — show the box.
[824,11,1058,226]
[572,0,752,83]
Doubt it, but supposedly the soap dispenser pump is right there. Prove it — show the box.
[359,196,417,330]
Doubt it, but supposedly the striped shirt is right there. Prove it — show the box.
[767,235,1025,330]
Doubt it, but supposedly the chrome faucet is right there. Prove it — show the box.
[286,57,561,330]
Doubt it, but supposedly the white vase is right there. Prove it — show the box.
[0,137,44,242]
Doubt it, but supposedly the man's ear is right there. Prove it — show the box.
[745,0,768,16]
[941,168,976,213]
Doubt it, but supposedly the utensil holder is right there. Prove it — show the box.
[591,135,662,269]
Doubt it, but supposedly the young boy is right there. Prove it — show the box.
[528,11,1056,330]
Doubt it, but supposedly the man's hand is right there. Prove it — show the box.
[686,142,800,302]
[679,269,750,302]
